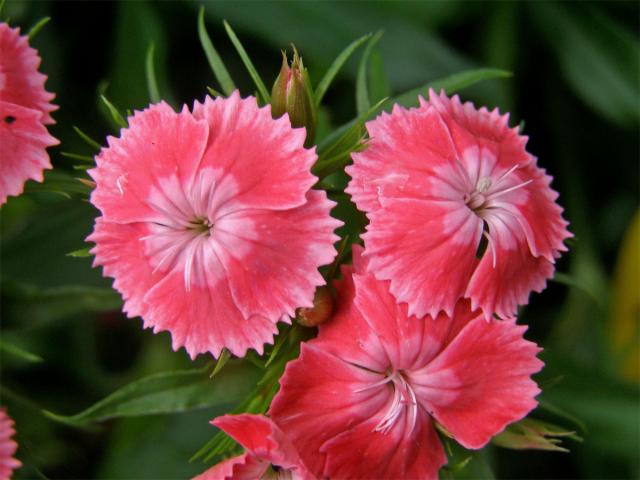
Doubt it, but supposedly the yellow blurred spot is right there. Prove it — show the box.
[609,210,640,381]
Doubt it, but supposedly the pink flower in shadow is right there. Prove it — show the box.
[269,246,543,480]
[346,90,571,320]
[0,23,58,205]
[0,408,21,479]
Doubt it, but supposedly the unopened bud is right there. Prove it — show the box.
[297,286,334,327]
[271,48,316,146]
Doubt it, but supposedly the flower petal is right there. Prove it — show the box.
[213,190,340,320]
[363,197,482,318]
[321,408,446,480]
[89,102,210,224]
[410,317,543,449]
[193,454,266,480]
[211,414,314,479]
[346,104,457,212]
[0,101,58,205]
[467,210,556,319]
[269,344,389,477]
[192,91,317,213]
[0,23,57,123]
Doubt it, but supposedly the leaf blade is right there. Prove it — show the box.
[198,7,235,96]
[145,43,161,103]
[223,20,270,103]
[355,30,384,115]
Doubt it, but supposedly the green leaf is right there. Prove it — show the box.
[440,440,495,480]
[44,363,259,427]
[313,97,387,179]
[209,348,231,378]
[392,68,512,108]
[1,281,122,326]
[492,418,581,453]
[66,247,92,258]
[356,30,384,115]
[100,95,128,129]
[198,7,235,96]
[27,16,50,40]
[314,33,371,106]
[552,272,602,306]
[529,2,640,127]
[368,49,391,105]
[60,152,94,163]
[72,126,103,151]
[24,170,93,198]
[145,43,161,103]
[0,338,43,363]
[223,20,270,103]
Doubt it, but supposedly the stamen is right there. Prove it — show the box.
[483,230,497,268]
[488,179,533,200]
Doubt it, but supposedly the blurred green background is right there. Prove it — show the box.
[0,1,638,479]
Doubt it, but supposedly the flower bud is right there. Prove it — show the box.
[297,286,334,327]
[271,48,316,146]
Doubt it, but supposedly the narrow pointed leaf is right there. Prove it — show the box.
[0,339,43,363]
[392,68,512,107]
[27,16,50,40]
[60,152,94,163]
[223,20,270,103]
[198,7,235,96]
[356,30,384,115]
[44,364,258,427]
[210,348,231,378]
[66,247,92,258]
[145,43,161,103]
[72,126,102,151]
[100,95,127,128]
[315,33,371,106]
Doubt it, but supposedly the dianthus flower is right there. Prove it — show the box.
[88,92,340,358]
[194,414,315,480]
[269,246,543,479]
[0,23,58,205]
[0,408,21,480]
[346,90,571,320]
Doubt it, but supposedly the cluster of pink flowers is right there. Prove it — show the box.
[0,15,570,477]
[81,89,568,479]
[0,22,58,206]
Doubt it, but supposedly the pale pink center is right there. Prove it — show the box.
[435,146,532,265]
[356,369,419,435]
[140,168,250,290]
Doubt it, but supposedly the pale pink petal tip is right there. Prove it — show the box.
[88,93,340,359]
[0,408,21,480]
[347,89,571,319]
[194,414,315,480]
[270,247,543,479]
[0,23,59,206]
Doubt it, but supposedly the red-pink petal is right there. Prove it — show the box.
[0,408,21,480]
[193,454,266,480]
[363,197,482,318]
[213,190,341,320]
[192,91,317,213]
[209,414,314,479]
[347,104,457,212]
[269,344,389,476]
[0,101,58,205]
[409,317,543,449]
[466,211,556,319]
[0,23,57,123]
[321,409,445,480]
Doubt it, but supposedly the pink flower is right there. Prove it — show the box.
[0,23,58,205]
[88,92,340,359]
[194,414,315,480]
[0,408,21,480]
[269,246,543,480]
[346,90,571,320]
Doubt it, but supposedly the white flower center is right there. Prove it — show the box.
[355,369,418,435]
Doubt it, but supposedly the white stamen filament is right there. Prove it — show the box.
[354,370,418,435]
